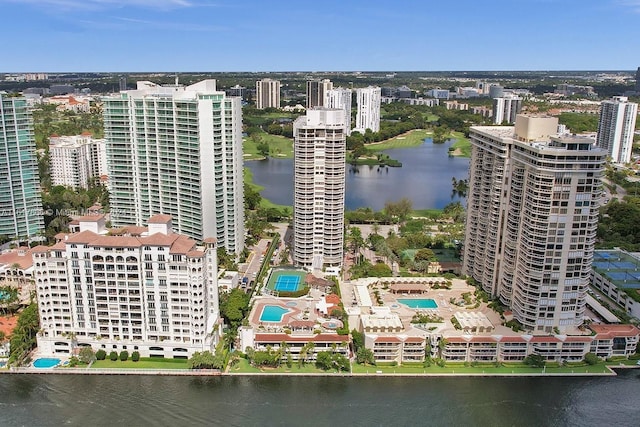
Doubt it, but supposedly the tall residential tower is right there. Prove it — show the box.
[596,96,638,164]
[324,88,352,136]
[103,80,244,254]
[0,94,44,238]
[354,86,381,133]
[306,79,333,109]
[463,115,606,334]
[256,79,281,110]
[293,109,346,271]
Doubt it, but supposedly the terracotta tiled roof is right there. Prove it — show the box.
[0,248,34,270]
[374,336,402,343]
[590,324,640,338]
[148,214,173,224]
[64,230,99,244]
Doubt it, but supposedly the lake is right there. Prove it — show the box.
[1,371,639,426]
[246,138,470,211]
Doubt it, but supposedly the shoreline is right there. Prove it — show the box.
[2,365,635,377]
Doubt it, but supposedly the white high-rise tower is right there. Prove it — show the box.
[293,109,346,271]
[324,88,352,136]
[354,86,381,133]
[596,96,638,164]
[103,80,244,255]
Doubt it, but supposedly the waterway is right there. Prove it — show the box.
[246,138,470,211]
[1,371,639,426]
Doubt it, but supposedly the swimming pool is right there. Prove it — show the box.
[397,299,438,309]
[33,358,61,368]
[259,305,290,322]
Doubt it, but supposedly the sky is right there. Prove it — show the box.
[1,0,639,72]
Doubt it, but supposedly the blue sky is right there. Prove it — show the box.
[1,0,639,72]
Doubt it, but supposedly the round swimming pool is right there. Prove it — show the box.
[286,301,297,307]
[33,358,61,368]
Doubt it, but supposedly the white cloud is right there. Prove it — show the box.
[3,0,194,11]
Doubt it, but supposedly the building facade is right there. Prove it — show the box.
[354,86,381,133]
[103,80,244,254]
[324,87,352,136]
[34,214,220,358]
[493,95,522,124]
[463,115,607,333]
[306,79,333,109]
[596,96,638,164]
[0,94,44,239]
[256,78,281,110]
[49,134,107,189]
[293,109,346,271]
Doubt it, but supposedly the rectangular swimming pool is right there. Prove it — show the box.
[397,299,438,309]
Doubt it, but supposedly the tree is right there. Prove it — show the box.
[131,351,140,362]
[109,351,118,361]
[584,352,599,365]
[414,248,436,262]
[351,329,364,352]
[78,347,96,364]
[8,303,39,365]
[432,125,450,143]
[315,351,334,370]
[119,350,129,361]
[95,349,107,360]
[356,347,375,365]
[523,353,546,368]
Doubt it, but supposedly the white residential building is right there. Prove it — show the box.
[324,87,352,136]
[596,96,638,164]
[293,109,346,271]
[256,78,281,109]
[102,80,244,255]
[463,115,607,333]
[306,79,333,109]
[354,86,381,133]
[33,214,221,358]
[49,134,107,189]
[493,95,522,124]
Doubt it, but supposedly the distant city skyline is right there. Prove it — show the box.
[1,0,639,72]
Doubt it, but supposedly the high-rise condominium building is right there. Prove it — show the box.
[306,79,333,109]
[324,88,352,136]
[0,94,44,238]
[49,134,107,189]
[463,115,606,334]
[103,80,244,255]
[354,86,381,133]
[256,78,281,109]
[493,95,522,124]
[596,96,638,164]
[293,109,346,271]
[33,214,220,358]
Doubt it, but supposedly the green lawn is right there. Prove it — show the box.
[366,129,432,151]
[230,358,337,374]
[351,362,614,375]
[90,357,189,369]
[243,131,294,160]
[449,131,471,157]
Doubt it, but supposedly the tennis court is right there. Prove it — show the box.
[266,268,308,293]
[274,275,301,292]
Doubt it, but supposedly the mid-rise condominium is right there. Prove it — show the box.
[256,78,281,109]
[103,80,244,255]
[493,95,522,124]
[293,109,346,271]
[596,96,638,164]
[463,115,606,334]
[0,94,44,239]
[306,79,333,109]
[354,86,381,133]
[324,88,352,136]
[33,214,220,358]
[49,133,107,189]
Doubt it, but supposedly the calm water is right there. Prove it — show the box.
[1,371,639,426]
[246,138,470,210]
